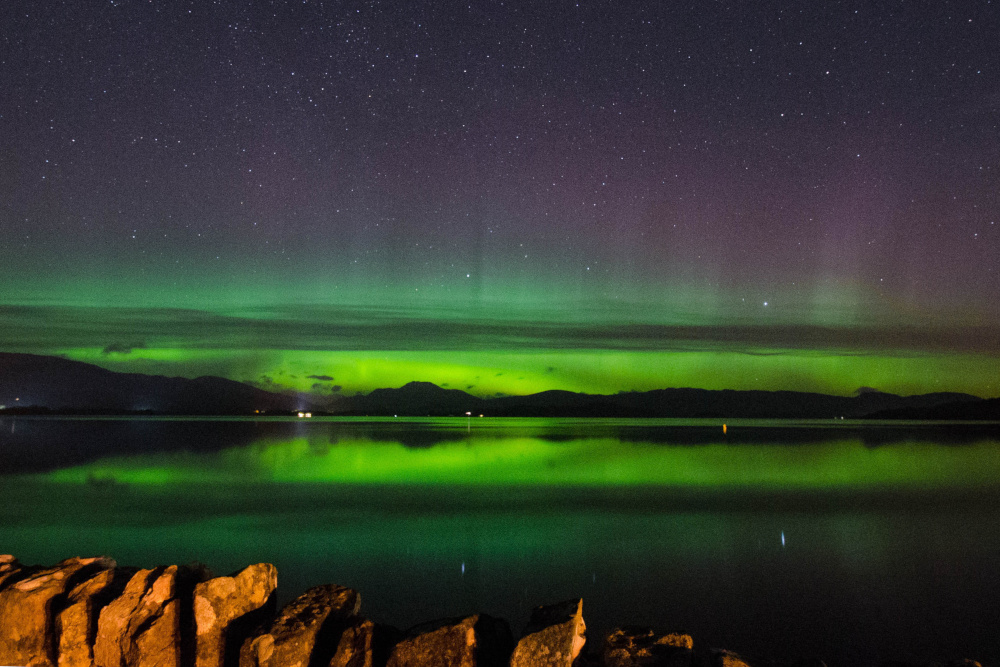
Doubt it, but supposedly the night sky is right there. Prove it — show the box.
[2,1,998,398]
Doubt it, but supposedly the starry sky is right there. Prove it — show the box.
[1,0,998,398]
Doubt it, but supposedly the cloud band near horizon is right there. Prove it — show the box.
[2,304,997,398]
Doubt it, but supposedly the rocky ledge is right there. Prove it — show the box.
[0,555,986,667]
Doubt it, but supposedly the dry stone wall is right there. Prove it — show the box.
[0,555,986,667]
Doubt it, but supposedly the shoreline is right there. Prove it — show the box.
[0,555,989,667]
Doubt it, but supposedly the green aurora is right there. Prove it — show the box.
[1,297,998,398]
[2,0,999,404]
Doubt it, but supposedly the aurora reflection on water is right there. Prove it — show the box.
[2,417,1000,664]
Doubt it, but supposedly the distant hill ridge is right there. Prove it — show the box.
[0,352,299,414]
[1,352,996,419]
[332,381,991,419]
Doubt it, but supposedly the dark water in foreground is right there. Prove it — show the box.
[2,416,999,666]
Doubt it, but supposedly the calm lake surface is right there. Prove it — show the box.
[2,416,1000,665]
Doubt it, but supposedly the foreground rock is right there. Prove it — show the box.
[239,583,361,667]
[0,555,991,667]
[386,614,513,667]
[712,650,755,667]
[94,564,208,667]
[58,562,127,667]
[600,627,693,667]
[509,598,587,667]
[0,556,112,667]
[330,617,385,667]
[0,554,21,588]
[194,563,278,667]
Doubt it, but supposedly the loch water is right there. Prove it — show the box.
[2,416,999,666]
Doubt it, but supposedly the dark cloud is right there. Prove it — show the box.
[1,305,999,356]
[252,376,279,390]
[101,341,146,355]
[307,374,334,381]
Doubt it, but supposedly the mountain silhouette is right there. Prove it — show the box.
[0,352,301,414]
[328,379,985,419]
[863,397,1000,420]
[342,381,487,416]
[0,352,992,419]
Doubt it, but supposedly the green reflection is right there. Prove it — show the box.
[38,430,1000,490]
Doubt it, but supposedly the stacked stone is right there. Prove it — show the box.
[0,556,276,667]
[0,555,987,667]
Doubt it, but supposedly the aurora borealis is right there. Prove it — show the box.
[2,2,998,397]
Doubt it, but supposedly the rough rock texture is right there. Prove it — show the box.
[332,618,409,667]
[57,563,124,667]
[712,650,754,667]
[0,555,991,667]
[93,565,194,667]
[327,618,374,667]
[0,556,26,600]
[0,556,110,667]
[509,598,586,667]
[601,627,694,667]
[239,584,361,667]
[0,554,20,587]
[386,614,514,667]
[194,563,277,667]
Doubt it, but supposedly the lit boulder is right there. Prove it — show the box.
[194,563,278,667]
[712,649,755,667]
[239,584,361,667]
[0,554,20,587]
[386,614,513,667]
[331,617,408,667]
[509,598,586,667]
[93,564,205,667]
[57,561,124,667]
[0,556,111,667]
[601,626,694,667]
